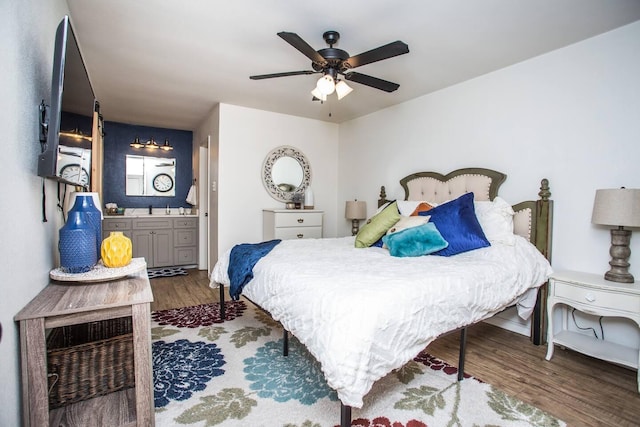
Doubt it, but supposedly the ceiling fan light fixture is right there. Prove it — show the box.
[316,74,335,95]
[335,80,353,100]
[311,87,327,101]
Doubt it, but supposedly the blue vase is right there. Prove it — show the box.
[59,211,97,273]
[68,194,102,259]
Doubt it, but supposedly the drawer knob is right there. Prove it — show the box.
[297,218,304,223]
[297,234,304,238]
[585,293,596,303]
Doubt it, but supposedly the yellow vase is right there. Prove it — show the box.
[101,231,132,268]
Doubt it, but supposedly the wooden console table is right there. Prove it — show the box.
[14,271,154,426]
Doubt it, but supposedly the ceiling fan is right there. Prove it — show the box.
[249,31,409,101]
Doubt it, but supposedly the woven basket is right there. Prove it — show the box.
[47,317,135,408]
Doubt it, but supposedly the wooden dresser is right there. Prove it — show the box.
[262,209,323,240]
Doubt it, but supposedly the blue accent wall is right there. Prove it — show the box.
[102,121,193,209]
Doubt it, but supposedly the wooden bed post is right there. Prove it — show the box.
[531,178,553,345]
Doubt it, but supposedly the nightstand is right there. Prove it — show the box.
[545,270,640,392]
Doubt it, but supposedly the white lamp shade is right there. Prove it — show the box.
[316,75,335,95]
[335,80,353,100]
[345,200,367,220]
[592,188,640,227]
[311,87,327,101]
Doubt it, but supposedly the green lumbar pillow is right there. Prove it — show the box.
[355,201,401,248]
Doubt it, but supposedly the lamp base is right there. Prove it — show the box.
[351,219,360,236]
[604,228,634,283]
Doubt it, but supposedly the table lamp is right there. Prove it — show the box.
[591,188,640,283]
[345,200,367,236]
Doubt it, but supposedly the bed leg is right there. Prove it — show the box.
[219,283,225,322]
[283,329,289,356]
[340,403,352,427]
[458,327,467,381]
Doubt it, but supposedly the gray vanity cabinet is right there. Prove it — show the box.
[173,218,198,266]
[131,218,174,268]
[103,216,198,268]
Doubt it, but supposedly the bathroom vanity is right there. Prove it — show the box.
[103,214,198,268]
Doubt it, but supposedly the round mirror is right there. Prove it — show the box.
[262,146,311,202]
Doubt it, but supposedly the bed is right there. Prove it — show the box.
[210,167,553,427]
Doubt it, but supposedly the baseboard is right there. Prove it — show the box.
[484,306,531,337]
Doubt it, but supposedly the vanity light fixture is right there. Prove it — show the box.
[146,137,159,149]
[592,187,640,283]
[130,136,145,148]
[130,136,172,150]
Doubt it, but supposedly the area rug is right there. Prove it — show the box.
[151,300,565,427]
[147,266,188,279]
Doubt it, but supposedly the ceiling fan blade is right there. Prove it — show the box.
[250,70,318,80]
[344,41,409,69]
[343,72,400,92]
[277,32,327,66]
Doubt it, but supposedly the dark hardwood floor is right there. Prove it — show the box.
[151,269,640,427]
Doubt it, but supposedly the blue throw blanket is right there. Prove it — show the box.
[228,239,281,300]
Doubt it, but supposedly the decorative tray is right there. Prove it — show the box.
[50,257,147,283]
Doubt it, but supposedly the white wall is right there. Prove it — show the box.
[339,22,640,345]
[1,1,71,425]
[194,103,220,269]
[217,104,339,256]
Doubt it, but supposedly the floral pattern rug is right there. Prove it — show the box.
[151,300,565,427]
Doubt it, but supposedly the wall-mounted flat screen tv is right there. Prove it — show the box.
[38,15,96,188]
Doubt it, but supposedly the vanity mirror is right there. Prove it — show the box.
[125,154,176,197]
[262,146,311,202]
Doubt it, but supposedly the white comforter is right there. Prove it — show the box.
[211,235,552,408]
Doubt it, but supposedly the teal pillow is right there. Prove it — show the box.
[355,201,400,248]
[382,223,449,257]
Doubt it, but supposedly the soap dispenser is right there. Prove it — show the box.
[166,204,171,215]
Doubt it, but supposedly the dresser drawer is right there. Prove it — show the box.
[273,212,323,228]
[274,226,322,240]
[553,281,640,314]
[103,219,132,231]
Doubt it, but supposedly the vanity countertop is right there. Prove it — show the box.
[104,214,199,218]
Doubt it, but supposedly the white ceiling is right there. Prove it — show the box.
[66,0,640,130]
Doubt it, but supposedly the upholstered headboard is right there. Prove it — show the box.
[378,167,553,344]
[399,168,506,203]
[378,168,552,258]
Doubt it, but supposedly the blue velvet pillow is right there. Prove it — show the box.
[418,192,490,256]
[382,223,448,257]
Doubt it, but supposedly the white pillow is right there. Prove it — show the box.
[474,197,515,245]
[396,200,438,216]
[383,215,430,248]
